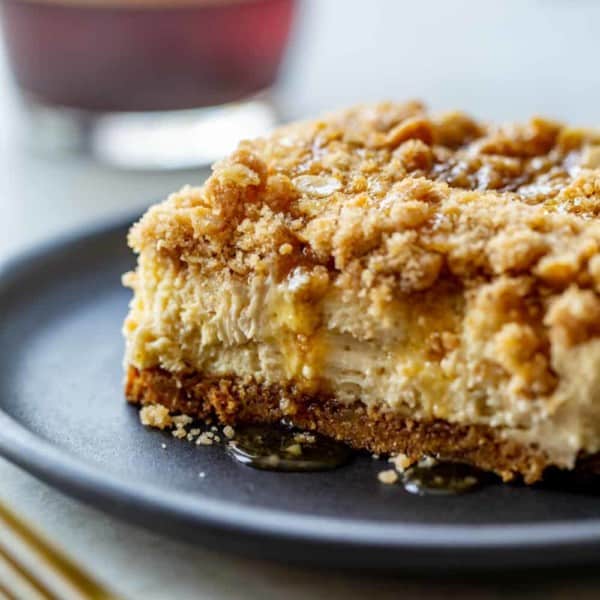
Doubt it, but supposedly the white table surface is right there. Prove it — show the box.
[2,2,600,597]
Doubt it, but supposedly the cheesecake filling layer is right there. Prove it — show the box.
[124,254,600,469]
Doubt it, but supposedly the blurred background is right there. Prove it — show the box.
[2,0,600,263]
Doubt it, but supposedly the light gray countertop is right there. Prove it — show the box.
[2,2,600,597]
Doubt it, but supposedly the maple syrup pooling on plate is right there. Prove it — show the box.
[401,460,491,495]
[226,423,353,472]
[226,423,490,493]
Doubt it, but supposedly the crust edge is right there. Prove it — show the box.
[125,366,551,483]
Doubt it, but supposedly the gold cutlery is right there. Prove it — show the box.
[0,499,120,599]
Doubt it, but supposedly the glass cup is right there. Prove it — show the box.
[0,0,296,168]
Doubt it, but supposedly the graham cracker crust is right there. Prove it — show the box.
[125,366,551,483]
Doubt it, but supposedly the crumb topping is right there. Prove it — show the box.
[130,102,600,297]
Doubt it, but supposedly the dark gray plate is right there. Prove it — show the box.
[2,217,600,570]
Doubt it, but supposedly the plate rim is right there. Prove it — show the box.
[2,216,600,563]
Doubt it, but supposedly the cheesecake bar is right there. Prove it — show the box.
[124,101,600,483]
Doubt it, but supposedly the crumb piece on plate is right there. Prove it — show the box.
[389,453,415,473]
[196,432,214,446]
[223,425,235,439]
[378,470,399,485]
[139,404,172,430]
[172,414,193,428]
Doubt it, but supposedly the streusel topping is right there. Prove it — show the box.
[131,101,600,285]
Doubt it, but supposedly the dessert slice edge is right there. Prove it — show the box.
[123,101,600,483]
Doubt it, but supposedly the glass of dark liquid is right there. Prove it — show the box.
[0,0,296,168]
